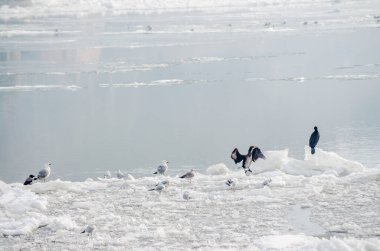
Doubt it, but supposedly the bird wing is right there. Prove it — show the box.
[38,169,47,178]
[157,165,166,173]
[231,148,244,164]
[24,177,32,185]
[251,147,266,161]
[309,131,320,148]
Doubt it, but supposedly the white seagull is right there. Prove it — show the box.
[156,180,170,187]
[104,170,112,179]
[81,225,96,236]
[179,169,195,183]
[183,191,191,201]
[117,169,126,179]
[262,178,272,187]
[153,160,169,175]
[149,183,166,194]
[37,163,51,182]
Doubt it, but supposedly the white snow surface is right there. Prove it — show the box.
[1,148,379,250]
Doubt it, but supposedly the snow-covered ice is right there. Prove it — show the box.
[1,148,379,250]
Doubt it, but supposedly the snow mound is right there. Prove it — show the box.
[206,163,230,175]
[0,180,47,236]
[253,147,365,177]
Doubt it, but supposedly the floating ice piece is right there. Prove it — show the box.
[154,227,166,238]
[286,204,325,236]
[0,181,48,236]
[47,216,77,231]
[252,147,365,177]
[0,85,82,92]
[207,163,230,175]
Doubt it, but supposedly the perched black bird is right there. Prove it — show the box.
[24,175,37,185]
[231,146,266,175]
[309,126,320,154]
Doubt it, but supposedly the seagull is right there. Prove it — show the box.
[117,169,126,179]
[179,169,195,183]
[81,225,96,236]
[149,183,165,194]
[156,180,170,187]
[153,160,169,175]
[309,126,320,155]
[183,191,191,201]
[231,146,266,175]
[225,178,237,191]
[37,163,51,182]
[262,178,272,187]
[23,175,37,185]
[104,170,112,179]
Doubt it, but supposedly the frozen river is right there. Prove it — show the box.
[0,0,380,249]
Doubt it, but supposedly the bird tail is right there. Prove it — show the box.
[81,230,85,233]
[148,188,155,191]
[153,171,157,174]
[179,175,185,179]
[311,148,315,155]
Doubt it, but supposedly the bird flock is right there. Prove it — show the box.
[22,126,320,236]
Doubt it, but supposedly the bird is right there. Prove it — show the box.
[179,169,195,183]
[37,163,51,182]
[104,170,112,179]
[225,178,237,191]
[149,183,166,194]
[81,225,96,236]
[153,160,169,175]
[156,180,170,187]
[183,191,191,201]
[262,178,272,187]
[116,169,126,179]
[309,126,320,154]
[231,146,266,175]
[23,175,37,185]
